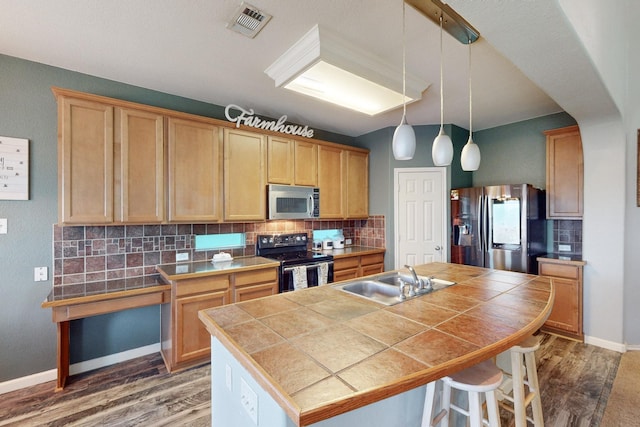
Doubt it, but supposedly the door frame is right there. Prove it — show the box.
[393,167,449,269]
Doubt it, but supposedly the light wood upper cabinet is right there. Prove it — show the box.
[545,125,583,218]
[345,149,369,218]
[58,96,114,224]
[167,117,223,222]
[115,108,164,223]
[267,137,318,187]
[293,140,318,187]
[317,144,345,218]
[224,128,267,221]
[267,135,294,185]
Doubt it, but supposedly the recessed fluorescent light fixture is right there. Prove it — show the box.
[265,25,429,116]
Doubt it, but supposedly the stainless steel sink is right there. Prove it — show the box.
[339,280,403,306]
[336,272,456,305]
[375,272,455,290]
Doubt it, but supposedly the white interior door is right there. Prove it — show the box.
[394,168,447,268]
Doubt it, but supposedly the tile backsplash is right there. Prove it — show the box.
[551,219,582,254]
[53,215,386,286]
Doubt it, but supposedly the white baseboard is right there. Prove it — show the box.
[0,343,160,395]
[584,335,627,353]
[626,344,640,351]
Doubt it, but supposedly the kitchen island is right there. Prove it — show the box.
[199,262,553,427]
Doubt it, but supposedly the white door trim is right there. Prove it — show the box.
[393,167,448,269]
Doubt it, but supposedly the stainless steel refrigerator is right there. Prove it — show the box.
[450,184,546,274]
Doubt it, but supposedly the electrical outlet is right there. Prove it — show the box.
[240,378,258,425]
[0,218,7,234]
[225,364,232,391]
[34,267,48,282]
[558,244,572,252]
[176,252,189,262]
[345,238,352,245]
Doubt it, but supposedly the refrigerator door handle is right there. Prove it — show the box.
[482,195,490,252]
[477,194,484,252]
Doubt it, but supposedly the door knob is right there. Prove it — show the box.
[435,245,441,251]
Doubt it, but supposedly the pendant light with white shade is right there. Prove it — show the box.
[461,39,481,171]
[392,0,416,160]
[431,14,453,166]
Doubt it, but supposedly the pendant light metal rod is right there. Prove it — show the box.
[438,14,444,130]
[468,38,472,137]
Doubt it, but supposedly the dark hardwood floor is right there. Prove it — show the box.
[0,333,621,426]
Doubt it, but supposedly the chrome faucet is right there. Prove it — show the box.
[405,265,433,293]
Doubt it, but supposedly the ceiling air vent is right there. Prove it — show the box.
[227,2,272,38]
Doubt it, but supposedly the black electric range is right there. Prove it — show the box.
[256,233,334,292]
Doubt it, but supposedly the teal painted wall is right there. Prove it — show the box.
[0,53,353,382]
[471,112,577,188]
[356,124,472,270]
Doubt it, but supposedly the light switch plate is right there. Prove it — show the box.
[34,266,48,282]
[176,252,189,261]
[0,218,7,234]
[558,244,572,252]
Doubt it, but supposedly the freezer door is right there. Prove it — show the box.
[450,187,484,267]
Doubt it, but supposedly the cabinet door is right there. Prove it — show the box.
[545,126,583,218]
[294,140,318,186]
[116,108,164,223]
[318,145,345,218]
[224,128,267,221]
[267,136,294,184]
[545,277,580,334]
[345,150,369,218]
[334,256,360,282]
[175,290,230,363]
[58,97,114,224]
[167,118,222,222]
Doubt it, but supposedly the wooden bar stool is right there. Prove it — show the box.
[422,359,503,427]
[497,335,544,427]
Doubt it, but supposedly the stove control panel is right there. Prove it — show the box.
[257,233,308,248]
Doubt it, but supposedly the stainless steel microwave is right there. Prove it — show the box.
[268,184,320,220]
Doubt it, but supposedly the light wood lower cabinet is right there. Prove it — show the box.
[333,251,385,282]
[538,258,585,341]
[233,267,278,302]
[160,265,278,372]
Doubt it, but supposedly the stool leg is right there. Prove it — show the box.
[486,389,502,427]
[510,351,527,427]
[422,382,437,427]
[468,391,482,427]
[524,352,544,427]
[441,380,452,427]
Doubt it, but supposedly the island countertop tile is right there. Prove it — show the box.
[199,262,553,426]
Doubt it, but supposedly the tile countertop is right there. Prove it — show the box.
[156,256,280,281]
[315,245,385,258]
[199,262,554,426]
[537,253,586,265]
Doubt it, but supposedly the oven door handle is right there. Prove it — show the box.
[283,260,334,272]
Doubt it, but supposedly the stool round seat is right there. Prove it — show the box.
[422,359,503,427]
[444,359,504,392]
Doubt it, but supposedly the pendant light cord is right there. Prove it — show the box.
[439,15,444,129]
[401,0,407,121]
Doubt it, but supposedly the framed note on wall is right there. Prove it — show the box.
[0,136,29,200]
